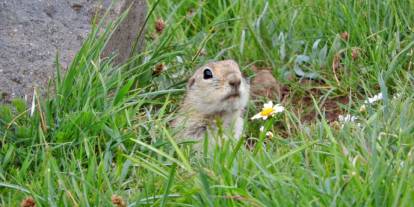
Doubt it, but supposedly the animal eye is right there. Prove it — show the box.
[203,68,213,79]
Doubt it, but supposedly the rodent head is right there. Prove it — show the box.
[185,60,249,115]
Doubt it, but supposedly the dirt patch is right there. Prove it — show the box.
[0,0,146,103]
[281,80,351,123]
[250,66,352,124]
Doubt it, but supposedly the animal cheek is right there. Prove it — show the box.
[187,78,195,89]
[202,93,216,103]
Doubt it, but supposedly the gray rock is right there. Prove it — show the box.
[0,0,147,103]
[102,0,147,65]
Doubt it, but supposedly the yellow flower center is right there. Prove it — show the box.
[260,107,274,116]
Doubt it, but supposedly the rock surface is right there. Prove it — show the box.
[102,0,147,65]
[0,0,146,102]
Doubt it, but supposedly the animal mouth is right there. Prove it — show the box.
[224,91,240,100]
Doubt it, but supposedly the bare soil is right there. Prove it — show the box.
[0,0,116,102]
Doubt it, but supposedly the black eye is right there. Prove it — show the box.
[203,68,213,79]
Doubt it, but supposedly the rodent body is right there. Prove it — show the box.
[251,68,281,101]
[173,60,249,148]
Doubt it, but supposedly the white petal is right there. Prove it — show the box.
[259,126,264,132]
[251,113,263,120]
[176,56,183,63]
[365,92,383,104]
[338,114,358,122]
[263,101,273,108]
[377,93,383,99]
[273,104,285,113]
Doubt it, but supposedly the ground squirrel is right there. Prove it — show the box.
[250,67,281,101]
[173,60,249,148]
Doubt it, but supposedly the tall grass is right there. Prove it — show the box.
[1,0,414,206]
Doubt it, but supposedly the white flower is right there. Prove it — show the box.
[251,101,285,120]
[338,114,358,122]
[364,92,383,104]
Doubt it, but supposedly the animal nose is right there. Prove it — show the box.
[229,78,241,88]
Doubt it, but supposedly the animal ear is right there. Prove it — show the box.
[187,77,195,89]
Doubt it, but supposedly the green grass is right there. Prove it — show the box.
[1,0,414,206]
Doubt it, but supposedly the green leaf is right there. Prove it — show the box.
[113,78,134,106]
